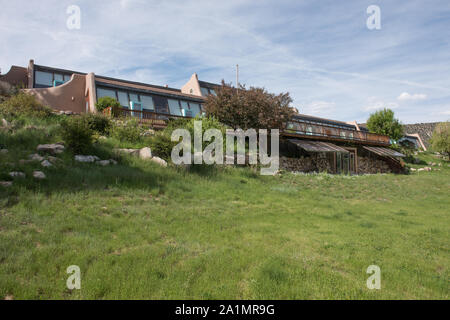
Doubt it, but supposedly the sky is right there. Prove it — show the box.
[0,0,449,124]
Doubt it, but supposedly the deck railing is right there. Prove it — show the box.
[102,107,390,145]
[103,106,190,128]
[283,119,390,146]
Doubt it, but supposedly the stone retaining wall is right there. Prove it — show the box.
[357,156,392,174]
[280,154,393,174]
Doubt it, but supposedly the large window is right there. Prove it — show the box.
[140,95,154,111]
[189,103,201,117]
[168,99,182,116]
[117,91,129,107]
[129,93,139,103]
[200,87,210,97]
[35,71,53,86]
[97,88,116,99]
[35,70,72,87]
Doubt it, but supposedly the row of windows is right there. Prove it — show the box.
[35,70,71,87]
[295,118,355,131]
[97,86,203,117]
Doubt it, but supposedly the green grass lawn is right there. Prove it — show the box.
[0,121,449,299]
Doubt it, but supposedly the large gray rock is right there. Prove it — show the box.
[29,153,44,162]
[1,118,8,127]
[41,160,53,167]
[75,155,99,163]
[96,160,111,166]
[9,171,25,178]
[0,149,8,154]
[0,181,12,187]
[150,156,167,167]
[114,148,140,156]
[33,171,46,179]
[139,147,152,160]
[37,144,65,154]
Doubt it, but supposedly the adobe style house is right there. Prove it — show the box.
[0,59,405,174]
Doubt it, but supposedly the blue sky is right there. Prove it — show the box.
[0,0,449,123]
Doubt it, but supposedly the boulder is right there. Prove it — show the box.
[109,159,118,165]
[37,144,65,154]
[9,172,25,178]
[29,154,44,162]
[96,160,111,166]
[0,149,8,154]
[41,160,53,167]
[33,171,46,179]
[75,155,98,163]
[139,147,152,160]
[150,156,167,167]
[410,168,417,171]
[0,181,12,187]
[114,148,139,156]
[1,118,8,127]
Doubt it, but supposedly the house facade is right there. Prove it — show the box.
[0,59,405,174]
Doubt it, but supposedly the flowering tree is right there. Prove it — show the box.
[204,82,295,130]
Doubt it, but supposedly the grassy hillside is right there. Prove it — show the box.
[0,115,449,299]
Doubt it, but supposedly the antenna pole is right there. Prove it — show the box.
[236,64,239,88]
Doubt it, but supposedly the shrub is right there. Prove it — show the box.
[204,81,295,130]
[112,118,142,142]
[366,108,403,141]
[60,115,94,153]
[430,121,450,158]
[148,132,175,160]
[0,92,53,119]
[149,116,228,160]
[84,113,112,135]
[95,97,121,113]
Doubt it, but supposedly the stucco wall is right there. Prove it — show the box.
[181,73,202,96]
[25,74,87,113]
[0,66,28,87]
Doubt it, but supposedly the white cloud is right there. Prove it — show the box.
[302,101,336,116]
[397,92,427,101]
[364,97,399,111]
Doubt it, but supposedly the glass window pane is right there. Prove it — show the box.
[140,95,154,111]
[209,89,216,96]
[200,87,209,96]
[97,88,116,99]
[168,99,181,116]
[129,93,139,103]
[35,71,53,86]
[63,74,71,82]
[54,73,63,81]
[189,103,201,117]
[117,91,129,107]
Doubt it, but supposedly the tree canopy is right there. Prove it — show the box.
[430,121,450,158]
[366,108,403,141]
[204,82,295,130]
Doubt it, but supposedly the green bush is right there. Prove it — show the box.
[112,118,142,142]
[85,113,112,135]
[95,97,121,113]
[147,116,227,160]
[0,92,53,119]
[60,115,94,153]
